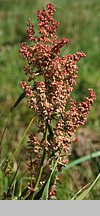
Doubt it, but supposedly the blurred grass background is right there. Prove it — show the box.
[0,0,100,199]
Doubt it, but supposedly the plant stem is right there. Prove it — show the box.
[32,122,48,199]
[5,116,35,175]
[0,113,11,149]
[32,147,46,197]
[10,116,35,162]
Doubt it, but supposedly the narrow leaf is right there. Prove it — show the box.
[41,159,58,200]
[10,116,35,161]
[47,123,54,141]
[34,177,49,200]
[10,92,25,112]
[0,170,3,197]
[14,179,22,197]
[0,113,11,146]
[7,159,21,195]
[75,173,100,200]
[61,151,100,172]
[18,187,29,200]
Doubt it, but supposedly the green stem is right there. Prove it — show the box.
[33,148,46,192]
[0,113,11,148]
[5,116,35,174]
[10,116,35,162]
[32,122,48,199]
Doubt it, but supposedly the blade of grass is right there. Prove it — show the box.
[10,84,35,112]
[0,113,11,148]
[71,181,92,200]
[10,92,25,112]
[7,159,22,196]
[33,176,50,200]
[10,116,35,162]
[75,173,100,200]
[41,158,58,200]
[61,151,100,172]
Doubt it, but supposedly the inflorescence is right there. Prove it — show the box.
[19,3,96,171]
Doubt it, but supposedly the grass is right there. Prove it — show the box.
[0,0,100,199]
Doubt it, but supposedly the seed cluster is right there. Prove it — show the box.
[19,3,96,167]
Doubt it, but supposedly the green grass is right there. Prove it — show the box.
[0,0,100,199]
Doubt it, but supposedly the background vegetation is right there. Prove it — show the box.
[0,0,100,199]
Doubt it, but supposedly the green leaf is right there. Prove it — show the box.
[0,169,3,197]
[33,177,49,200]
[10,92,25,112]
[47,123,54,141]
[0,113,11,146]
[18,187,29,200]
[14,179,21,197]
[10,116,35,161]
[74,173,100,200]
[61,151,100,172]
[10,83,35,112]
[25,179,50,200]
[0,170,8,199]
[41,159,58,200]
[6,159,22,196]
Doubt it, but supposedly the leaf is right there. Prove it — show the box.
[10,83,35,112]
[25,191,34,200]
[10,92,25,112]
[75,173,100,200]
[47,123,54,141]
[10,116,35,161]
[34,177,49,200]
[0,113,10,146]
[61,151,100,172]
[25,177,50,200]
[0,170,3,197]
[14,179,21,197]
[18,187,29,200]
[71,182,92,200]
[41,159,58,200]
[0,170,8,199]
[7,160,21,196]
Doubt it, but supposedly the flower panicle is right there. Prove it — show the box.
[19,3,96,169]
